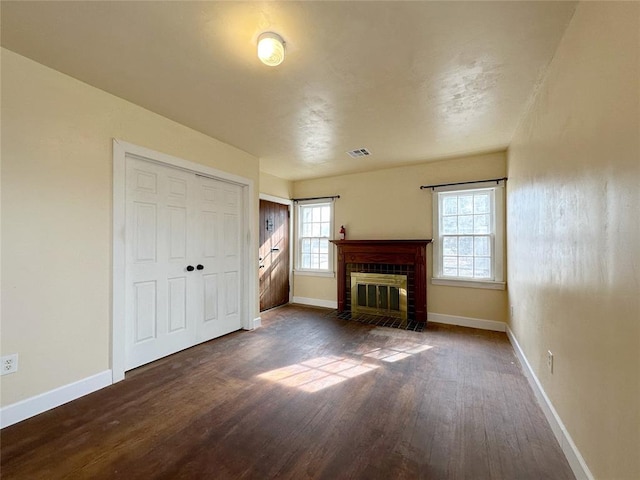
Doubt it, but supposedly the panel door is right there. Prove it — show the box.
[125,158,244,371]
[259,199,290,311]
[125,157,197,370]
[194,175,243,341]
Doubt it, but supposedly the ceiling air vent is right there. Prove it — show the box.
[347,148,371,158]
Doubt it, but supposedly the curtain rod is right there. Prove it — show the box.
[291,195,340,203]
[420,177,507,191]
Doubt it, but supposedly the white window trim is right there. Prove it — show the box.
[294,198,335,277]
[432,182,505,290]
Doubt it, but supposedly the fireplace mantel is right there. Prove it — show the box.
[330,239,432,322]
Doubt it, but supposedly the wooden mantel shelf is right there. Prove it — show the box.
[330,239,432,322]
[331,239,432,245]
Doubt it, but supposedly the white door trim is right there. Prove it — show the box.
[259,193,292,206]
[113,139,256,383]
[259,193,294,304]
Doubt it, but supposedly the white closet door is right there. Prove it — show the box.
[125,157,197,370]
[124,157,244,371]
[194,175,243,341]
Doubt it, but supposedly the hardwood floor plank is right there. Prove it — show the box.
[0,305,575,479]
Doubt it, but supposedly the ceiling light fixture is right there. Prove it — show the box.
[257,32,285,67]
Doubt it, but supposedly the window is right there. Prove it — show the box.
[295,200,334,276]
[432,184,505,289]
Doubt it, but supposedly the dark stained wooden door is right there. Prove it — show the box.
[259,199,290,311]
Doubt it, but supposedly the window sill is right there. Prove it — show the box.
[294,270,335,278]
[431,278,506,290]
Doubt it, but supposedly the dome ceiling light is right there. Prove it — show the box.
[257,32,285,67]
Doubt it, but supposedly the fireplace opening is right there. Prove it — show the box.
[351,272,407,321]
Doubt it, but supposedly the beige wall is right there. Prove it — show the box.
[507,3,639,479]
[292,152,508,323]
[259,171,292,200]
[0,49,260,407]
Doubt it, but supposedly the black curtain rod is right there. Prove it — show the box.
[420,177,508,191]
[292,195,340,202]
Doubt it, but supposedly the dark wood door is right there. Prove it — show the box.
[259,200,290,311]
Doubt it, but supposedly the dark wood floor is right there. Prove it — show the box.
[1,305,574,479]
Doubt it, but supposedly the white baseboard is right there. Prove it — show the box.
[292,296,338,309]
[0,370,112,429]
[428,312,506,332]
[507,327,593,480]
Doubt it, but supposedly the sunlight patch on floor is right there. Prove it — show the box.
[363,342,433,362]
[257,355,379,392]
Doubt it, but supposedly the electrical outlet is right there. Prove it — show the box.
[547,350,553,374]
[1,354,18,375]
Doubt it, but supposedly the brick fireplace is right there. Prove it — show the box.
[330,240,432,323]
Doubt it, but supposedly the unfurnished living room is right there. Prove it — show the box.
[0,2,638,479]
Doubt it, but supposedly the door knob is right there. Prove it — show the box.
[186,265,195,272]
[196,264,204,270]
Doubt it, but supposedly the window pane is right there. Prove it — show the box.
[443,256,458,276]
[319,254,329,270]
[320,223,330,237]
[458,236,473,256]
[443,216,458,234]
[459,195,473,215]
[458,215,474,234]
[301,254,311,268]
[443,196,457,215]
[312,207,321,222]
[311,223,321,236]
[321,206,331,222]
[310,254,320,269]
[303,207,312,223]
[310,238,319,253]
[474,194,490,214]
[474,236,490,256]
[474,214,489,234]
[459,257,473,277]
[319,239,329,253]
[301,238,311,253]
[443,237,458,255]
[474,257,491,278]
[302,223,312,237]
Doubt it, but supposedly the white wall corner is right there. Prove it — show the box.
[506,327,594,480]
[292,296,338,309]
[427,312,506,332]
[0,370,112,429]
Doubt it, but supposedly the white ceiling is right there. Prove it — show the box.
[1,1,577,181]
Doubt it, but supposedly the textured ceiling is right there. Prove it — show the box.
[1,1,577,180]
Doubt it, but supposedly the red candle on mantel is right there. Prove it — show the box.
[339,225,346,240]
